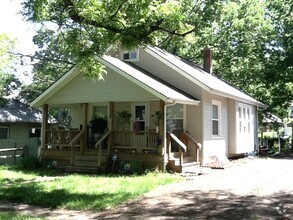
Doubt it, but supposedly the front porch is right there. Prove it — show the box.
[40,102,202,173]
[41,128,163,171]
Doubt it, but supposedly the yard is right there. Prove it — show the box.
[1,156,293,219]
[0,166,181,216]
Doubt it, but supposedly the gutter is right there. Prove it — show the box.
[162,100,176,172]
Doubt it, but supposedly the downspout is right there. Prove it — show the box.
[163,100,176,172]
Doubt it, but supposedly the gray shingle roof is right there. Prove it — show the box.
[0,99,56,123]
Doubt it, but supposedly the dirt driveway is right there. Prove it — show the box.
[2,157,293,219]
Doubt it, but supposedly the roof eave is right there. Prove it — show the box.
[30,66,79,108]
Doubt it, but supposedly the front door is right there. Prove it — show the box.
[88,105,108,149]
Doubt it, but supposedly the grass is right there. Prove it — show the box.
[0,166,181,211]
[0,211,44,220]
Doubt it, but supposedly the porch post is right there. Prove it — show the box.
[108,102,114,154]
[41,104,49,149]
[82,103,88,151]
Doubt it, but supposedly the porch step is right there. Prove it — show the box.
[167,159,200,173]
[181,161,201,173]
[65,165,100,174]
[172,156,195,166]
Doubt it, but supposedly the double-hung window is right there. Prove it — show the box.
[212,100,221,136]
[0,126,9,139]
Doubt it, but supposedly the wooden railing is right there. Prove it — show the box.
[95,130,112,166]
[113,130,159,152]
[167,131,202,167]
[70,130,84,165]
[45,129,80,150]
[180,132,202,162]
[0,148,25,165]
[167,132,187,167]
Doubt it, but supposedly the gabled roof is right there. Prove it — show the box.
[146,46,266,108]
[97,55,199,105]
[31,55,199,107]
[0,99,56,123]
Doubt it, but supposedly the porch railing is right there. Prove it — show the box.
[45,129,81,150]
[113,130,159,152]
[180,132,202,162]
[70,130,84,165]
[95,130,111,166]
[167,131,202,167]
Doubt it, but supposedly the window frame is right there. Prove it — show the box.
[0,126,9,139]
[121,49,139,62]
[212,100,221,137]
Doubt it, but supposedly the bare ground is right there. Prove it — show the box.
[1,156,293,219]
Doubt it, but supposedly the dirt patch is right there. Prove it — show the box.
[1,156,293,219]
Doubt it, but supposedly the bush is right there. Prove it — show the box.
[21,156,42,169]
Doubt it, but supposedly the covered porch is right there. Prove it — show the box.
[39,101,202,173]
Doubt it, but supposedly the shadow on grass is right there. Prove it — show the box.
[100,190,293,219]
[0,182,134,211]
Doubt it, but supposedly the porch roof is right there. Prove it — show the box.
[97,55,199,105]
[146,47,267,108]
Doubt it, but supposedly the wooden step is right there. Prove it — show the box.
[181,161,201,173]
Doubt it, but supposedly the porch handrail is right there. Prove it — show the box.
[95,130,112,167]
[167,131,187,167]
[70,130,84,165]
[180,131,202,163]
[180,132,202,150]
[168,132,187,151]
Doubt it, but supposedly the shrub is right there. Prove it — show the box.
[21,156,42,169]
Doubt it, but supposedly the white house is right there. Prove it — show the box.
[31,46,266,173]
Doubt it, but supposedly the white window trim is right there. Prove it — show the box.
[132,102,149,131]
[0,126,9,139]
[121,49,139,62]
[212,100,221,138]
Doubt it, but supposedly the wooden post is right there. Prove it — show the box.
[41,104,49,149]
[109,102,114,154]
[82,103,88,151]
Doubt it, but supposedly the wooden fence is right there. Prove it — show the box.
[0,147,25,165]
[0,138,39,165]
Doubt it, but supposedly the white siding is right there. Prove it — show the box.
[201,91,228,161]
[186,104,202,144]
[46,68,158,105]
[228,99,237,155]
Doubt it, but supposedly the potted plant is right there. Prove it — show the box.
[116,110,132,130]
[151,110,162,133]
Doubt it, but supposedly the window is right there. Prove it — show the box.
[122,50,139,62]
[29,127,41,138]
[133,104,147,132]
[167,104,184,132]
[212,100,221,136]
[238,103,253,134]
[0,127,9,139]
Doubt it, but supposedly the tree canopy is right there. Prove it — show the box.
[0,33,20,102]
[21,0,292,117]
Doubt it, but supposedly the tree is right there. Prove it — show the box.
[21,0,292,117]
[0,33,20,102]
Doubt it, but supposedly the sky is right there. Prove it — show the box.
[0,0,37,84]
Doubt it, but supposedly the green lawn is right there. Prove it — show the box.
[0,211,44,220]
[0,166,181,211]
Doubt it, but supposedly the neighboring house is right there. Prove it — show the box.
[31,46,266,173]
[0,99,56,162]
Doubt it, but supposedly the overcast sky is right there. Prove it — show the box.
[0,0,37,84]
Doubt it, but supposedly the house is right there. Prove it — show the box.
[0,99,56,164]
[31,46,266,173]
